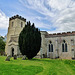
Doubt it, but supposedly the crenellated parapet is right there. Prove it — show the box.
[46,31,75,38]
[9,15,26,22]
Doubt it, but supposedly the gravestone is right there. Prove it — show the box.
[22,55,26,60]
[5,55,11,61]
[13,55,17,60]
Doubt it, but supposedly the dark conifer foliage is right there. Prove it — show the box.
[18,21,41,59]
[0,36,5,51]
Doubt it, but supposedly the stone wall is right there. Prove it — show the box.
[43,31,75,59]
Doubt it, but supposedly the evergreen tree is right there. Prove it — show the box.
[0,36,5,55]
[18,21,41,59]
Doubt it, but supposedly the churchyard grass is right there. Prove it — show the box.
[0,56,75,75]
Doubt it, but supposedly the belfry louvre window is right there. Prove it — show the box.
[21,22,23,27]
[62,40,67,52]
[49,41,53,52]
[12,22,14,27]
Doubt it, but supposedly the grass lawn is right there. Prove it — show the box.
[0,56,75,75]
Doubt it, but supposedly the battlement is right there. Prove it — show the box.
[9,15,26,22]
[46,31,75,38]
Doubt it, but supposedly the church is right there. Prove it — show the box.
[5,15,75,59]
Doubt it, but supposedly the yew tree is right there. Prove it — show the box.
[18,21,41,59]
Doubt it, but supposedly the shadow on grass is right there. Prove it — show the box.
[30,58,61,63]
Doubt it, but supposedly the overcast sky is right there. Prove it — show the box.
[0,0,75,36]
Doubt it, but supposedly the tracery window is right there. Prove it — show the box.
[49,41,53,52]
[62,40,67,52]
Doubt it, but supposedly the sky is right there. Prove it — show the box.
[0,0,75,36]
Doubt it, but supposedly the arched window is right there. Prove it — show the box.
[21,22,23,27]
[49,41,53,52]
[62,40,67,52]
[51,44,53,52]
[62,44,64,52]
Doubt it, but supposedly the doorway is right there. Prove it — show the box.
[12,48,14,57]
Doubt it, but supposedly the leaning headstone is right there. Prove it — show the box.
[13,55,17,60]
[5,55,11,61]
[22,55,26,60]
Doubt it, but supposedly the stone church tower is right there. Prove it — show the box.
[5,15,26,56]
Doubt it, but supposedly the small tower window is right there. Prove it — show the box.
[12,22,14,27]
[21,22,23,27]
[71,39,74,45]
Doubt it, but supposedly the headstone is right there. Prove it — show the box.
[13,55,17,60]
[22,55,26,60]
[5,55,11,61]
